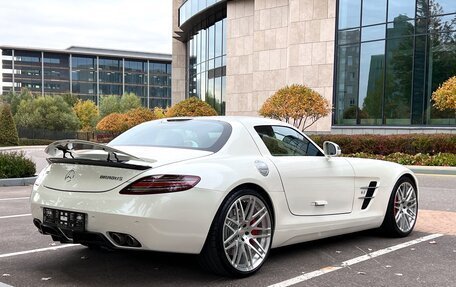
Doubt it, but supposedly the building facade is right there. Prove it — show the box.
[0,46,172,108]
[172,0,456,133]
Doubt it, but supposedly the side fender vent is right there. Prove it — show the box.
[360,181,378,210]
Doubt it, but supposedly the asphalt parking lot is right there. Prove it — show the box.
[0,174,455,287]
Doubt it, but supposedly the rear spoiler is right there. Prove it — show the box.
[45,140,154,170]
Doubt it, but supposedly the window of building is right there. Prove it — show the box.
[335,0,456,126]
[186,11,226,114]
[99,58,121,71]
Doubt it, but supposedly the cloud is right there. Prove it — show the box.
[0,0,172,53]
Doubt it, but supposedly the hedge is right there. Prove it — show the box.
[344,152,456,167]
[310,134,456,155]
[0,152,36,178]
[18,138,54,146]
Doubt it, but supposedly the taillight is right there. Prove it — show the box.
[120,175,201,195]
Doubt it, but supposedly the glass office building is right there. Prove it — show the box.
[1,46,172,108]
[172,0,455,131]
[335,0,456,126]
[178,0,227,115]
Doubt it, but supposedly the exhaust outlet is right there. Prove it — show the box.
[125,235,141,247]
[108,232,141,247]
[109,232,126,246]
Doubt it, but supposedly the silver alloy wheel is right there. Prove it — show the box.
[223,195,272,272]
[393,182,417,233]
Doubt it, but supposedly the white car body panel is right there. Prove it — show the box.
[267,156,355,215]
[31,116,417,254]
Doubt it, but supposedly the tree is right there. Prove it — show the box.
[432,76,456,114]
[166,97,218,117]
[259,84,331,130]
[14,96,80,131]
[99,95,121,118]
[61,93,79,107]
[1,88,34,115]
[73,100,99,131]
[96,113,129,133]
[125,107,156,129]
[120,92,141,112]
[0,104,19,146]
[153,107,167,119]
[99,93,142,118]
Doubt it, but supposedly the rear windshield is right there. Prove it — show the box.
[108,119,232,152]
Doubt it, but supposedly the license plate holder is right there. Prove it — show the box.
[43,208,86,232]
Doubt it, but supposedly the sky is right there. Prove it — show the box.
[0,0,172,54]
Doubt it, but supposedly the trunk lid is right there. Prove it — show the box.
[42,140,212,192]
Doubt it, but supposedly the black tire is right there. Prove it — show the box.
[380,176,418,237]
[199,189,274,277]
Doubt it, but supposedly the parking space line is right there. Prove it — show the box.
[0,214,31,219]
[0,244,79,259]
[0,197,29,201]
[0,282,14,287]
[268,233,443,287]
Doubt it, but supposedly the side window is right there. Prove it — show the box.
[254,125,323,157]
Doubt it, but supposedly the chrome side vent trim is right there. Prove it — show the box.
[361,181,377,210]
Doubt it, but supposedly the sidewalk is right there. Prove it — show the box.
[406,165,456,176]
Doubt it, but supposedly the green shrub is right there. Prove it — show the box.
[311,134,456,155]
[1,88,34,115]
[120,92,141,112]
[61,93,79,107]
[0,152,36,178]
[99,95,121,118]
[343,152,456,166]
[99,93,142,118]
[0,104,19,146]
[14,95,80,131]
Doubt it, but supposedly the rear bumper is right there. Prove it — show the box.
[31,184,225,254]
[33,218,115,248]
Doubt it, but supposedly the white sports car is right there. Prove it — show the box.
[31,117,418,276]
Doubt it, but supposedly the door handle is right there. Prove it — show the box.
[311,200,328,206]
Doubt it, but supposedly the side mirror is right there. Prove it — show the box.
[323,141,341,157]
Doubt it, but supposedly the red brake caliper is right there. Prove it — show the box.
[251,220,260,236]
[394,193,398,216]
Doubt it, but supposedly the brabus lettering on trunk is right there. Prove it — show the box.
[99,175,123,181]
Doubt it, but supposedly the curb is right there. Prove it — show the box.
[0,146,47,152]
[0,176,37,187]
[407,166,456,176]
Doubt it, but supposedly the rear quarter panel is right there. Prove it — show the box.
[344,158,418,217]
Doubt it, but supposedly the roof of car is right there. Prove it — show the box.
[166,116,287,127]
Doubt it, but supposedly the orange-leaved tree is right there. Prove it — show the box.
[259,84,331,130]
[124,107,156,129]
[96,113,129,133]
[432,76,456,114]
[166,97,217,117]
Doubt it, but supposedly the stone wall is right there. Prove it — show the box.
[226,0,336,131]
[171,0,187,104]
